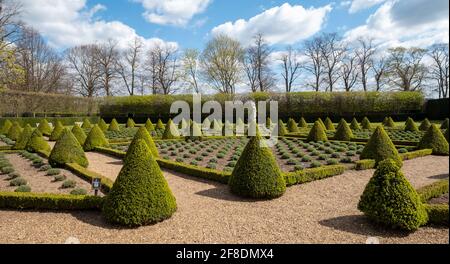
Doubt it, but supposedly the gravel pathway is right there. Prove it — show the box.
[0,153,448,244]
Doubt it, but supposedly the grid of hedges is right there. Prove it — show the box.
[99,92,425,123]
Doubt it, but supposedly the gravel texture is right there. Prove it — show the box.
[0,153,448,244]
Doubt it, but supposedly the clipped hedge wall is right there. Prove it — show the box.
[284,165,346,186]
[417,179,449,203]
[99,92,425,123]
[0,116,100,128]
[65,163,114,193]
[0,192,103,210]
[424,204,449,225]
[355,149,433,170]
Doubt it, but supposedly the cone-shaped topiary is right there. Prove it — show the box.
[334,119,354,141]
[0,119,12,135]
[419,118,432,131]
[358,159,428,231]
[25,129,51,154]
[83,125,109,151]
[417,124,449,155]
[130,126,158,157]
[361,126,402,167]
[361,117,371,130]
[404,117,418,132]
[102,139,177,227]
[324,117,335,131]
[187,121,203,140]
[126,118,135,128]
[98,118,108,132]
[179,119,188,130]
[49,121,64,141]
[71,124,87,145]
[49,129,89,168]
[350,118,361,131]
[383,117,396,128]
[37,119,52,136]
[228,132,286,199]
[202,118,211,130]
[7,122,22,141]
[307,121,328,142]
[317,118,326,131]
[156,119,165,130]
[287,118,299,133]
[14,125,33,150]
[440,118,449,130]
[162,119,180,139]
[145,119,155,132]
[298,117,308,128]
[278,120,288,136]
[108,118,120,131]
[444,128,449,142]
[81,118,92,129]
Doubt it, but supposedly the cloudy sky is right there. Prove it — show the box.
[15,0,449,52]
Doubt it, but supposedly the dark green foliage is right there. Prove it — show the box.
[70,188,87,195]
[71,124,87,145]
[307,121,328,142]
[98,119,108,132]
[228,133,286,199]
[350,118,361,130]
[404,117,418,132]
[425,204,448,225]
[108,118,120,132]
[62,180,76,189]
[298,117,308,128]
[361,117,371,130]
[81,118,92,129]
[0,192,103,210]
[287,118,299,132]
[126,118,135,128]
[131,127,158,157]
[102,139,177,227]
[360,126,402,167]
[419,118,431,131]
[7,122,22,141]
[416,179,449,203]
[37,119,53,136]
[417,124,449,155]
[440,118,449,130]
[0,119,12,135]
[83,125,109,151]
[324,117,335,131]
[49,129,89,168]
[334,119,354,141]
[358,159,428,231]
[49,121,64,141]
[278,120,288,136]
[162,119,180,139]
[444,128,449,142]
[10,177,27,186]
[145,119,155,132]
[25,129,51,154]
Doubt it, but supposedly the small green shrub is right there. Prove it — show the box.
[83,125,109,151]
[46,169,61,176]
[71,124,87,145]
[360,126,402,167]
[53,174,67,182]
[417,124,449,155]
[15,185,31,192]
[10,177,27,186]
[70,188,88,195]
[419,118,431,131]
[62,180,77,189]
[404,117,418,132]
[25,129,51,154]
[6,172,20,180]
[1,166,14,174]
[108,118,120,132]
[49,129,89,168]
[307,121,328,142]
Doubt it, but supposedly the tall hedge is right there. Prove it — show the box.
[49,121,64,141]
[228,132,286,199]
[102,139,177,227]
[14,125,33,150]
[360,126,402,167]
[418,124,449,155]
[49,129,89,168]
[334,119,354,141]
[71,124,87,145]
[25,129,51,154]
[37,119,53,136]
[404,117,419,132]
[307,121,328,142]
[358,159,428,231]
[83,125,109,151]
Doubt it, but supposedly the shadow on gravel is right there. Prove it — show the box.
[107,160,123,166]
[69,211,132,230]
[195,187,259,203]
[428,173,449,180]
[319,215,411,238]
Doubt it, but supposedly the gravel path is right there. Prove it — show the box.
[0,154,448,244]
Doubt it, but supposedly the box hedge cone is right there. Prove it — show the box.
[418,124,449,155]
[156,119,165,130]
[360,126,402,167]
[102,139,177,227]
[334,119,354,141]
[71,124,87,145]
[228,132,286,199]
[49,129,89,168]
[98,119,108,132]
[187,121,203,140]
[361,117,371,130]
[7,122,22,141]
[441,118,449,130]
[145,119,155,132]
[25,129,51,154]
[83,125,109,151]
[49,121,64,141]
[278,120,288,136]
[358,159,428,231]
[419,118,431,131]
[350,118,361,131]
[287,118,299,133]
[81,118,92,129]
[383,117,396,128]
[108,118,120,131]
[126,118,135,128]
[444,128,449,142]
[14,124,33,150]
[0,119,12,135]
[307,121,328,142]
[162,119,180,139]
[298,117,308,128]
[37,119,53,136]
[317,118,326,131]
[404,117,419,132]
[131,126,159,157]
[324,117,335,131]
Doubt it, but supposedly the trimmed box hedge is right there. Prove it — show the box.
[0,192,103,210]
[416,179,449,203]
[355,149,434,170]
[284,165,346,186]
[424,204,449,225]
[355,159,376,170]
[65,163,114,193]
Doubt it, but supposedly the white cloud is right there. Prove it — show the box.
[344,0,449,49]
[211,3,332,46]
[348,0,386,13]
[134,0,211,27]
[16,0,178,50]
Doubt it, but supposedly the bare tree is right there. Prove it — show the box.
[66,45,102,97]
[372,55,388,91]
[303,36,325,91]
[244,34,275,92]
[182,48,200,93]
[386,47,427,91]
[94,40,118,96]
[0,0,22,50]
[280,46,302,93]
[355,38,375,91]
[116,37,143,95]
[429,43,449,98]
[320,33,346,92]
[153,44,180,95]
[340,49,359,92]
[145,49,160,94]
[200,34,244,94]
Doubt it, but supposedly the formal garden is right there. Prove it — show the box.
[0,92,448,243]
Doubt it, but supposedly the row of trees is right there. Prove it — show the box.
[1,1,449,98]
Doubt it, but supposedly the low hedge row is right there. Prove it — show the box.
[94,147,126,159]
[424,204,449,225]
[355,159,376,171]
[65,163,114,193]
[0,146,12,151]
[284,165,346,186]
[417,179,449,203]
[355,149,433,170]
[0,192,103,210]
